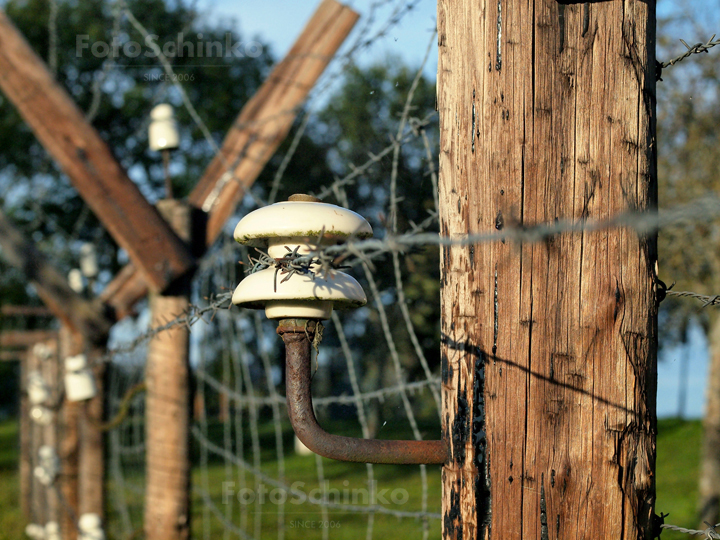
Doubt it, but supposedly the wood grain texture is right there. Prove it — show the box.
[100,0,359,321]
[59,326,83,540]
[144,201,192,540]
[144,295,191,540]
[0,11,195,292]
[438,1,658,539]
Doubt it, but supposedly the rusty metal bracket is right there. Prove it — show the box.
[277,319,448,465]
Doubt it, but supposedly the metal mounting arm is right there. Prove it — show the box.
[277,319,448,465]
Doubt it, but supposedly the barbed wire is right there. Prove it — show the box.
[662,522,720,539]
[94,190,720,370]
[59,4,720,540]
[667,290,720,308]
[101,292,232,361]
[660,34,720,69]
[191,425,442,521]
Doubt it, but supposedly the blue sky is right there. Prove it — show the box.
[190,0,710,419]
[196,0,438,76]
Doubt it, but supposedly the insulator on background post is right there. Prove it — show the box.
[24,523,45,540]
[45,522,60,540]
[33,445,59,486]
[68,268,84,294]
[32,343,52,361]
[30,405,53,425]
[294,434,313,456]
[64,354,97,402]
[27,371,50,405]
[149,104,180,151]
[78,514,105,540]
[79,243,99,279]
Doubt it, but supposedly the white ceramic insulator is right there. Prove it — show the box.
[34,466,52,486]
[25,523,45,540]
[38,445,59,482]
[27,371,50,405]
[68,269,84,293]
[33,343,52,361]
[232,267,366,320]
[149,104,179,151]
[294,435,313,456]
[30,406,53,425]
[65,355,96,402]
[79,514,105,540]
[45,522,60,540]
[80,243,99,279]
[232,198,372,319]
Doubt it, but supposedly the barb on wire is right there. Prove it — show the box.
[658,34,720,80]
[662,522,720,539]
[661,35,720,69]
[245,228,356,291]
[667,290,720,308]
[102,292,233,362]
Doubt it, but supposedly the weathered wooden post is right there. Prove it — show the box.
[59,325,83,540]
[79,345,106,521]
[144,200,193,540]
[438,1,658,538]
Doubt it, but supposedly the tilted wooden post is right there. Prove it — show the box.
[144,200,193,540]
[438,1,658,539]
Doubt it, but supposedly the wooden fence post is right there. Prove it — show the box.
[59,325,83,540]
[438,1,658,538]
[144,200,193,540]
[79,346,106,520]
[19,349,31,519]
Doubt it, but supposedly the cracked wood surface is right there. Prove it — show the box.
[438,1,657,539]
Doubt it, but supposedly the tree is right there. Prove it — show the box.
[309,59,441,433]
[0,0,276,293]
[655,1,720,527]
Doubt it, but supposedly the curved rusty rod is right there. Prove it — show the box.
[278,319,448,465]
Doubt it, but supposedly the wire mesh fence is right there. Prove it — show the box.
[97,2,444,539]
[13,1,720,539]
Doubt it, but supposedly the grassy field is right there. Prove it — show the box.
[0,417,707,539]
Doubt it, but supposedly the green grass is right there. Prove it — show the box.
[0,420,24,540]
[0,417,710,539]
[656,418,704,540]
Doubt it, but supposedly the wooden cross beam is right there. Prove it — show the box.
[0,329,58,349]
[1,305,52,317]
[0,350,21,361]
[190,0,360,244]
